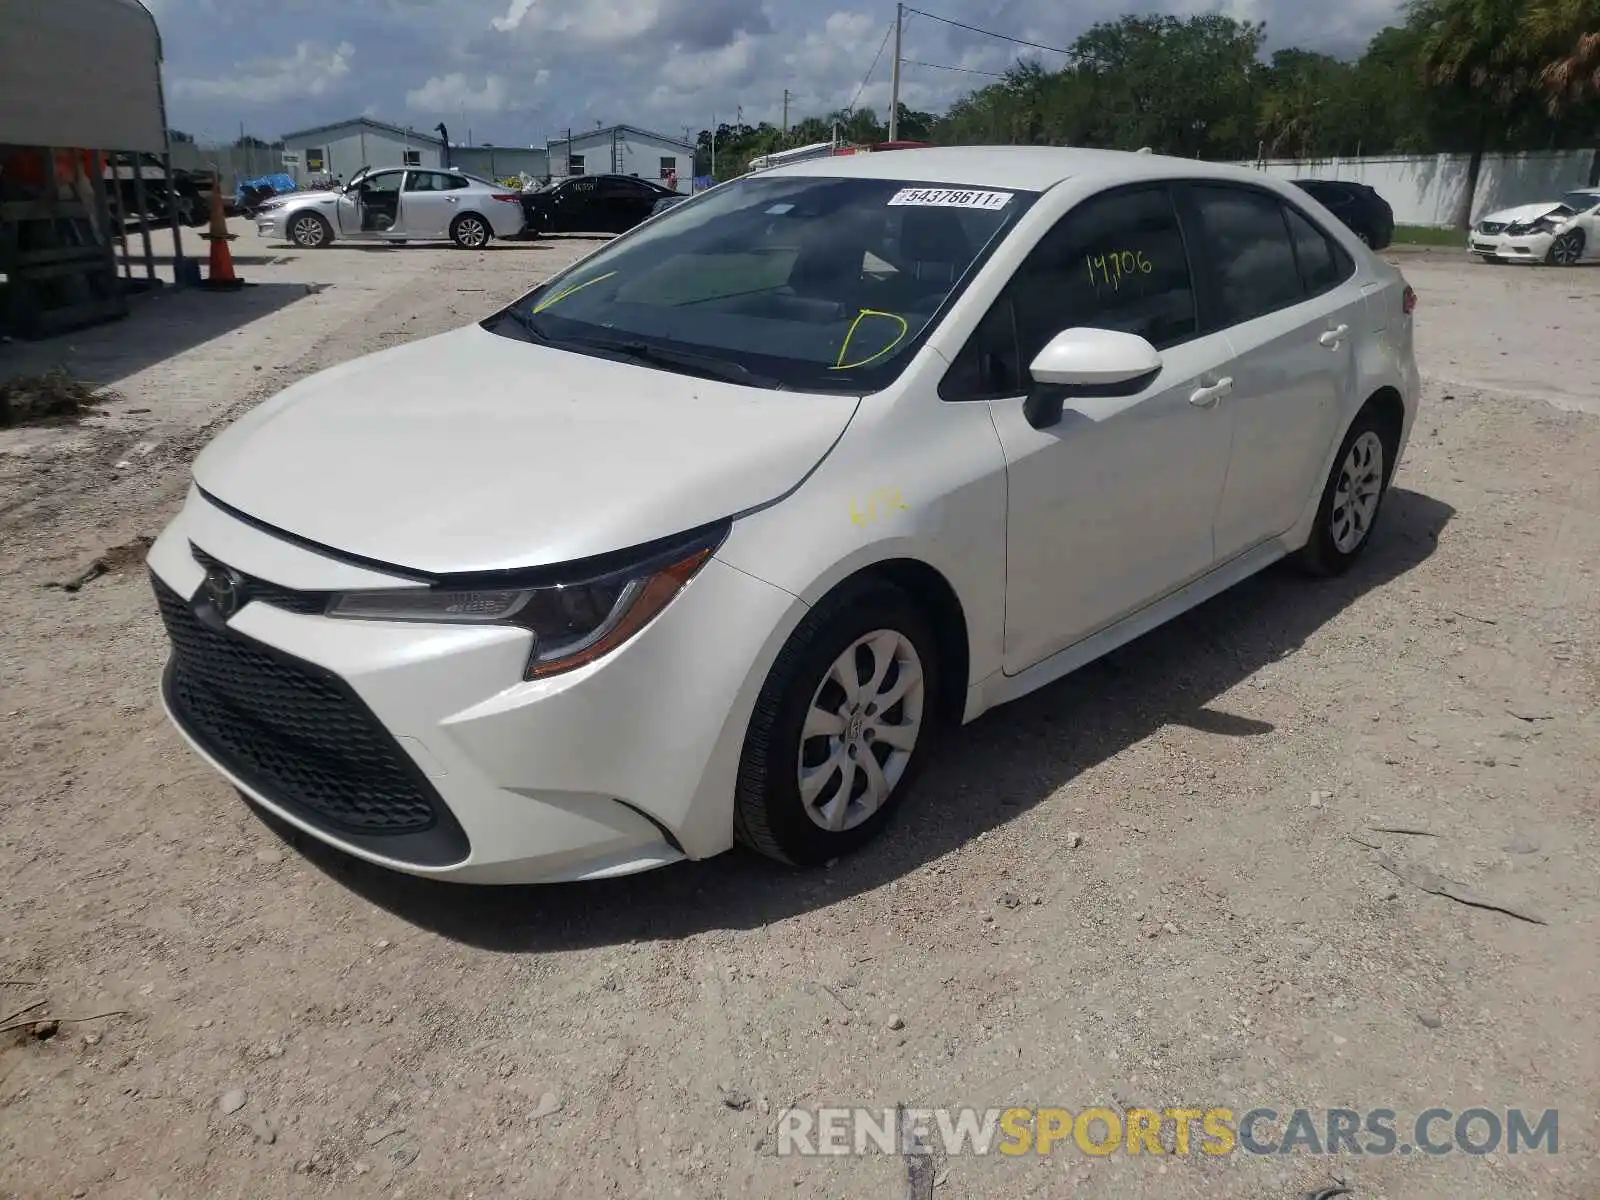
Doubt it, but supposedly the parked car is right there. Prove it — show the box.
[650,193,690,218]
[1290,179,1394,249]
[1470,188,1600,266]
[255,166,525,249]
[104,152,212,227]
[148,147,1419,884]
[520,173,678,234]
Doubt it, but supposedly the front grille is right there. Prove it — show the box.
[191,545,327,615]
[153,573,469,865]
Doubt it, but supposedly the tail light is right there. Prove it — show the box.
[491,193,522,204]
[1402,285,1418,315]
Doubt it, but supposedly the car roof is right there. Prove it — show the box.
[764,145,1294,193]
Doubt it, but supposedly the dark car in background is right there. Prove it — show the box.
[520,174,679,235]
[1291,179,1394,250]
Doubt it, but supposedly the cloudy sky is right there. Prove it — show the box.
[145,0,1405,147]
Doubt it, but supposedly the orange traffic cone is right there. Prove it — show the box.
[199,172,244,291]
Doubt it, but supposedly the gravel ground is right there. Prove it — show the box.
[1,234,1597,1199]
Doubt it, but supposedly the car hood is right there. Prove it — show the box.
[191,324,859,575]
[1480,201,1568,225]
[272,190,341,210]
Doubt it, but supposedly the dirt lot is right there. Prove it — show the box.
[1,232,1597,1199]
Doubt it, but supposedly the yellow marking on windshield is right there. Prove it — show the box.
[831,308,909,371]
[532,270,619,313]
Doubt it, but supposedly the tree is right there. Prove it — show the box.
[1409,0,1546,228]
[1524,0,1600,112]
[168,128,196,144]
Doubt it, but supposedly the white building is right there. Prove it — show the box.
[546,124,695,192]
[278,117,444,183]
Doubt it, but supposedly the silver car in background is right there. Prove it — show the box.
[256,166,526,249]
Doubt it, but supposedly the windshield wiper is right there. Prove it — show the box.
[564,337,785,390]
[490,306,550,342]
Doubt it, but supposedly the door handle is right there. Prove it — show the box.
[1319,324,1349,348]
[446,196,459,203]
[1188,377,1233,409]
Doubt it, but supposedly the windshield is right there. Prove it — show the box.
[487,174,1036,392]
[1558,191,1599,213]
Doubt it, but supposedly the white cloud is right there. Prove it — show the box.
[406,72,514,113]
[170,40,355,105]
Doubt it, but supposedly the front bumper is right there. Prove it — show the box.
[256,212,288,239]
[148,488,799,883]
[1468,229,1555,261]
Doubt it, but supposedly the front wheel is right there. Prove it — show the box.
[735,582,939,865]
[450,213,491,249]
[1296,409,1396,576]
[288,212,331,249]
[1547,230,1585,266]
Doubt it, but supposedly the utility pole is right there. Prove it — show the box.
[888,3,903,143]
[782,89,790,139]
[710,111,716,179]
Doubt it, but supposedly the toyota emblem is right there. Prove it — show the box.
[202,565,246,618]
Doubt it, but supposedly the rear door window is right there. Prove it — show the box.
[1186,185,1305,328]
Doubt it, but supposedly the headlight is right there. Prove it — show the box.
[324,523,727,680]
[257,200,283,213]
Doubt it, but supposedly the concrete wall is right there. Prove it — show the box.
[548,130,692,192]
[451,146,549,181]
[1238,150,1600,227]
[0,0,165,152]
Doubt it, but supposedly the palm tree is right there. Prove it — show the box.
[1408,0,1542,228]
[1523,0,1600,112]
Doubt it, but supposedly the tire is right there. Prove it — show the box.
[450,213,491,249]
[734,580,940,865]
[1295,407,1397,577]
[288,212,332,249]
[1547,230,1584,266]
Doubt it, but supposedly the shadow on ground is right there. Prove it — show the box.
[259,488,1456,950]
[0,282,316,391]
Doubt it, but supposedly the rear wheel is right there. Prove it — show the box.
[450,213,491,249]
[734,581,939,865]
[1296,408,1397,576]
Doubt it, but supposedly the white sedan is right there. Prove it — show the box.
[148,147,1420,884]
[255,166,526,249]
[1470,188,1600,265]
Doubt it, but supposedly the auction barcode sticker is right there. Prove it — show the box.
[887,188,1013,211]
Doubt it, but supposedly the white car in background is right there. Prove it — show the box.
[148,147,1420,884]
[255,166,526,249]
[1470,188,1600,265]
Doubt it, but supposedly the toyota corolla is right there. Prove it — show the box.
[149,147,1420,884]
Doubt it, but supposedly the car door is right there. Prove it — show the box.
[1181,184,1364,560]
[397,170,458,237]
[553,178,599,231]
[942,184,1240,673]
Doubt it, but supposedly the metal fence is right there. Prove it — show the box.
[167,142,288,193]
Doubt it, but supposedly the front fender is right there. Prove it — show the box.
[716,387,1009,701]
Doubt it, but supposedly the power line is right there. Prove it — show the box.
[902,5,1074,57]
[849,21,896,113]
[902,58,1008,78]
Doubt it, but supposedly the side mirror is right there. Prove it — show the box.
[1023,328,1164,430]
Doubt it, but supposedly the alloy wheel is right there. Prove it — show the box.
[1551,232,1583,266]
[456,217,488,248]
[1330,430,1385,554]
[797,630,925,833]
[290,215,325,248]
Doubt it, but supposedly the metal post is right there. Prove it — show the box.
[130,155,157,282]
[888,3,903,143]
[88,150,119,282]
[163,151,184,280]
[782,89,790,139]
